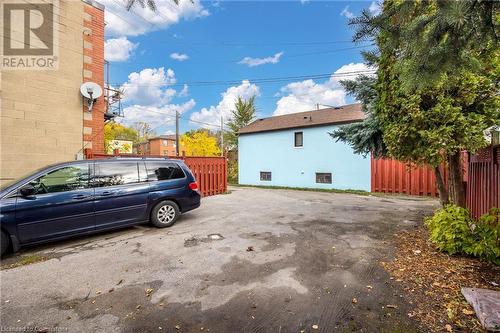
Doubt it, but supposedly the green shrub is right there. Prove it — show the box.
[227,159,238,184]
[466,208,499,264]
[425,205,474,255]
[425,205,499,264]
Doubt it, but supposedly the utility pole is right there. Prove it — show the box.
[220,115,224,156]
[175,110,179,156]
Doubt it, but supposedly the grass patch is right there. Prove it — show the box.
[2,254,47,270]
[231,184,370,196]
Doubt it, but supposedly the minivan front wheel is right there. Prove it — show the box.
[151,200,180,228]
[1,231,10,256]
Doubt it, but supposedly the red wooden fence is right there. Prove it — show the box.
[84,149,227,197]
[371,156,445,197]
[466,145,500,219]
[183,157,227,197]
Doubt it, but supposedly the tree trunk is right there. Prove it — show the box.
[434,165,449,206]
[448,152,466,208]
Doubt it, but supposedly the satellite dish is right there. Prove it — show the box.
[80,82,103,112]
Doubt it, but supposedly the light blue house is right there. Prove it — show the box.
[238,103,371,191]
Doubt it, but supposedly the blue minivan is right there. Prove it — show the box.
[0,158,201,256]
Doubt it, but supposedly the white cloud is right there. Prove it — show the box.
[178,84,189,97]
[170,52,189,61]
[332,62,376,82]
[120,99,196,128]
[369,1,381,15]
[120,67,177,106]
[190,80,260,126]
[101,0,209,37]
[273,63,375,116]
[300,0,310,4]
[340,6,354,19]
[238,51,284,67]
[104,37,137,62]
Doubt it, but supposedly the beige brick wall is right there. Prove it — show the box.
[0,0,85,185]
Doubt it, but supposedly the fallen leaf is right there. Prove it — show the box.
[312,324,319,330]
[366,285,373,289]
[462,309,474,315]
[108,288,114,293]
[175,325,180,330]
[136,305,141,310]
[445,324,452,332]
[352,298,358,304]
[246,246,254,252]
[386,304,398,309]
[117,279,124,285]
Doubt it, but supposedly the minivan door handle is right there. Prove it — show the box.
[73,194,90,200]
[99,191,115,197]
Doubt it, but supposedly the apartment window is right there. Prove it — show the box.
[260,171,272,181]
[316,172,332,184]
[294,132,303,147]
[162,140,169,146]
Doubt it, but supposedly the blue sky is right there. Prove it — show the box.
[101,0,379,135]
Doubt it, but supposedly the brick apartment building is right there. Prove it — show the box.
[0,0,106,184]
[135,135,178,156]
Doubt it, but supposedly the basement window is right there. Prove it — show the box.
[294,132,303,147]
[260,171,272,181]
[316,172,332,184]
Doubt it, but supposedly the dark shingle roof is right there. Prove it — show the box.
[239,103,364,134]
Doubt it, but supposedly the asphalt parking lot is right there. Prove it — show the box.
[0,187,438,333]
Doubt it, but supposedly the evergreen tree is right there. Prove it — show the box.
[224,96,257,183]
[349,0,500,207]
[330,75,387,159]
[225,96,257,151]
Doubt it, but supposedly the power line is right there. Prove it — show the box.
[127,107,229,131]
[180,116,229,131]
[175,40,356,47]
[112,69,377,88]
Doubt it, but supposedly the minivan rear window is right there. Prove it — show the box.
[146,162,185,181]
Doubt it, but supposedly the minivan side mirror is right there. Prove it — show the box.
[20,184,36,197]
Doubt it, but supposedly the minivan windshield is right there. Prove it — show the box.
[0,166,49,191]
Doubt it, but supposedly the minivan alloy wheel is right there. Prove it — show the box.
[157,205,175,224]
[150,200,180,228]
